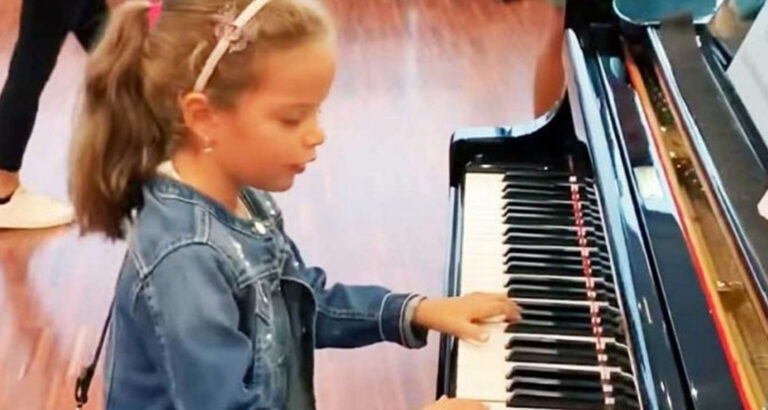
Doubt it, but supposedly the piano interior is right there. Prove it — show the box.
[438,2,768,410]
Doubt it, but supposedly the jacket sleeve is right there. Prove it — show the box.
[259,190,429,349]
[286,239,429,349]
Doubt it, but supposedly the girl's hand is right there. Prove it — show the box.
[420,396,489,410]
[413,293,521,343]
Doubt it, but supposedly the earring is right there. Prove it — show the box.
[203,136,214,154]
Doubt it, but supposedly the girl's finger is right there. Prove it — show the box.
[458,323,489,344]
[506,300,522,321]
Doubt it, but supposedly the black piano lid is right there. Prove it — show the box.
[563,28,705,410]
[652,18,768,310]
[574,4,767,407]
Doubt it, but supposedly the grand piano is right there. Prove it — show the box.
[437,1,768,409]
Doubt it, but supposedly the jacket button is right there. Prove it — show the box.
[300,327,307,335]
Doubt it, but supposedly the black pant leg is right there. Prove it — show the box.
[0,0,76,172]
[73,0,108,51]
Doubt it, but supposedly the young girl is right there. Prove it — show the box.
[70,0,520,409]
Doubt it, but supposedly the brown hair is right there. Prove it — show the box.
[70,0,333,239]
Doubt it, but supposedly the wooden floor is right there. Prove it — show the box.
[0,0,564,408]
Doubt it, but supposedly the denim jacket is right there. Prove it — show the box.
[104,176,428,410]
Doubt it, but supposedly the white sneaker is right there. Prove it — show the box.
[0,187,74,229]
[759,190,768,221]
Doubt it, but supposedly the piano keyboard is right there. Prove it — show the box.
[455,169,642,409]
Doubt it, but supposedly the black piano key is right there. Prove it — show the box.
[504,242,603,254]
[502,189,582,203]
[507,388,607,410]
[507,319,595,337]
[501,186,561,198]
[505,255,613,272]
[500,178,597,193]
[506,282,617,303]
[612,397,642,409]
[507,346,599,366]
[507,381,604,397]
[514,304,595,322]
[507,336,598,351]
[504,250,613,268]
[501,198,600,214]
[506,275,617,293]
[503,214,579,226]
[508,390,607,409]
[502,170,590,182]
[507,374,604,390]
[603,346,634,373]
[503,224,606,240]
[514,303,623,327]
[502,179,596,191]
[504,232,589,247]
[504,234,610,254]
[502,187,599,203]
[503,229,608,248]
[502,210,603,226]
[505,263,584,277]
[501,201,599,214]
[503,214,605,229]
[502,169,590,180]
[614,387,641,403]
[609,357,634,374]
[612,372,640,389]
[504,262,616,280]
[505,257,612,274]
[507,284,615,302]
[502,185,599,203]
[503,225,585,236]
[506,276,618,298]
[507,317,624,338]
[507,367,602,384]
[515,311,622,335]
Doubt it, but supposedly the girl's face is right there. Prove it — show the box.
[211,35,337,192]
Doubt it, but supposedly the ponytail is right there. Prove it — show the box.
[70,1,167,239]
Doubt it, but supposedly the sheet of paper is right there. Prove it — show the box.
[728,4,768,148]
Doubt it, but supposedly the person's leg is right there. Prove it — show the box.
[73,0,108,51]
[0,0,77,228]
[0,0,71,190]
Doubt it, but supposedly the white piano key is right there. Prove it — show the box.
[484,404,566,410]
[484,405,569,410]
[461,173,509,297]
[481,402,506,410]
[455,323,509,402]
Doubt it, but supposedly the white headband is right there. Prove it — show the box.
[193,0,271,92]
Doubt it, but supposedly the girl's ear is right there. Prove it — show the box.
[179,92,218,150]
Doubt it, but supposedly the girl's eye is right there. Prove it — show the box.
[281,118,302,127]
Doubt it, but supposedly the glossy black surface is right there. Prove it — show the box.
[439,103,665,408]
